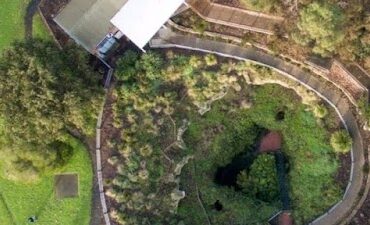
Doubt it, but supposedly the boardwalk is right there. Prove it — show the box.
[185,0,284,35]
[149,29,366,225]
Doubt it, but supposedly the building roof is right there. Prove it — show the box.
[110,0,184,50]
[54,0,128,52]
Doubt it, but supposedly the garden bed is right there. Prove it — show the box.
[101,49,351,225]
[214,0,244,9]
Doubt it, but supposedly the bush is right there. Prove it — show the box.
[240,0,279,13]
[189,15,209,33]
[313,104,328,118]
[204,54,218,66]
[330,130,352,153]
[294,1,345,56]
[138,52,163,80]
[237,154,279,202]
[116,50,139,82]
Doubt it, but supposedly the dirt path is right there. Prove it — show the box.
[24,0,41,38]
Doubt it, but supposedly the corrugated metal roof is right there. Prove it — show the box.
[54,0,128,52]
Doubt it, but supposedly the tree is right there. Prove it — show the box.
[0,39,102,143]
[0,39,103,180]
[237,154,279,202]
[336,3,370,62]
[293,1,345,56]
[330,130,352,153]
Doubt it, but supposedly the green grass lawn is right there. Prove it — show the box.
[33,12,52,41]
[0,136,93,225]
[0,0,51,52]
[0,2,90,224]
[0,0,28,51]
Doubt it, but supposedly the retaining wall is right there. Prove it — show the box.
[185,0,283,35]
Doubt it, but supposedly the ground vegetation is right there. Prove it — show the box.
[105,51,345,225]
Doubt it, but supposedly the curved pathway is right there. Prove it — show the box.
[185,0,284,35]
[24,0,41,38]
[149,29,366,225]
[95,65,114,225]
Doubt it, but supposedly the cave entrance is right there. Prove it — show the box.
[276,111,285,121]
[214,150,256,189]
[214,200,223,211]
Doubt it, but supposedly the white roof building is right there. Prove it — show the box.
[55,0,185,53]
[111,0,185,50]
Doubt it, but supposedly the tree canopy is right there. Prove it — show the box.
[237,154,279,202]
[293,1,345,56]
[0,39,103,181]
[0,39,102,143]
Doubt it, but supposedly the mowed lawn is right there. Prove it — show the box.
[0,2,92,225]
[0,136,93,225]
[0,0,51,52]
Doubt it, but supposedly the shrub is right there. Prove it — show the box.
[313,104,328,118]
[139,144,153,157]
[189,15,209,33]
[138,52,163,80]
[189,56,203,69]
[294,1,345,56]
[330,130,352,153]
[240,0,279,13]
[116,50,140,82]
[204,54,218,66]
[237,154,279,202]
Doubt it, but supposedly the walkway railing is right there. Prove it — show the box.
[166,19,367,107]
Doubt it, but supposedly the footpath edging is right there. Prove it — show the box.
[95,65,114,225]
[166,19,365,108]
[149,29,366,225]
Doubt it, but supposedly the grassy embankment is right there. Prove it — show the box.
[0,1,92,225]
[0,0,51,52]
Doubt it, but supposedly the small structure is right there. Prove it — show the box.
[54,174,79,199]
[28,215,37,223]
[55,0,185,56]
[269,211,293,225]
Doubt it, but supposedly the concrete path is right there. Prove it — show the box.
[149,29,366,225]
[185,0,284,35]
[95,65,114,225]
